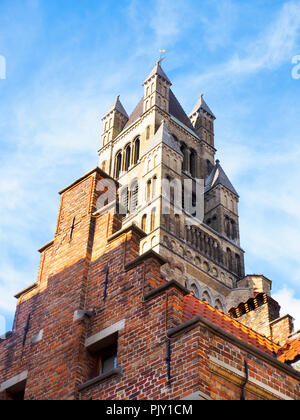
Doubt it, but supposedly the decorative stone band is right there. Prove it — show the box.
[209,356,293,401]
[0,371,28,393]
[85,319,125,352]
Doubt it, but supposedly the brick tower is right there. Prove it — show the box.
[1,61,300,401]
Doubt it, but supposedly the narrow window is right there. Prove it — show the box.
[227,248,233,271]
[130,182,139,213]
[147,180,152,201]
[115,152,122,179]
[190,149,197,178]
[124,145,131,171]
[146,126,151,140]
[141,214,147,232]
[151,208,156,231]
[152,176,157,198]
[133,138,140,164]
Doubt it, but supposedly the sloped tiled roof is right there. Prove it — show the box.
[190,94,216,119]
[277,336,300,363]
[205,160,239,196]
[183,294,280,356]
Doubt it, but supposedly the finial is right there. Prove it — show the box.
[158,49,166,64]
[216,159,220,165]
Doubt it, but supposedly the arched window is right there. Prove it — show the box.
[190,284,199,299]
[147,180,152,201]
[235,254,242,277]
[225,216,231,238]
[231,220,236,240]
[202,291,212,305]
[115,151,122,179]
[175,215,180,236]
[181,143,187,171]
[133,138,140,164]
[146,126,151,140]
[120,187,129,215]
[152,176,157,198]
[141,214,147,232]
[130,181,139,213]
[151,208,156,231]
[124,144,131,171]
[207,160,213,176]
[214,299,224,312]
[190,149,197,178]
[227,248,233,271]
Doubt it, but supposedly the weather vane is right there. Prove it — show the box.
[159,49,166,64]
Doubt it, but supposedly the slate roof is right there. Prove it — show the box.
[143,60,172,85]
[205,160,239,196]
[190,94,216,119]
[123,97,144,130]
[105,95,129,119]
[122,89,197,135]
[144,120,183,156]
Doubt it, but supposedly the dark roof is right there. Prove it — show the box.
[143,61,171,85]
[122,97,144,130]
[205,160,239,196]
[121,90,197,135]
[144,120,183,156]
[190,94,216,119]
[103,95,129,120]
[169,90,196,132]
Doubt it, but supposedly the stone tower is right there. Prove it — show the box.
[98,61,260,311]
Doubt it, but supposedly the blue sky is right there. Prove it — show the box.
[1,0,300,333]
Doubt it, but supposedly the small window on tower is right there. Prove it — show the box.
[146,126,151,140]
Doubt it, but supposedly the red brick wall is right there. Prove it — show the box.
[1,169,299,400]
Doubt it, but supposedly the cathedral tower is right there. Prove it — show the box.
[98,61,254,311]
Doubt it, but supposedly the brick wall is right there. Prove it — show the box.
[0,168,299,400]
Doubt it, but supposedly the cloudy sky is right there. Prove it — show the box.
[0,0,300,333]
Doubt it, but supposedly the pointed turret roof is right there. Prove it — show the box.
[143,60,172,85]
[205,160,238,196]
[103,95,129,119]
[190,94,215,119]
[144,120,183,156]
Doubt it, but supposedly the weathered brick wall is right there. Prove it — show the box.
[1,168,300,400]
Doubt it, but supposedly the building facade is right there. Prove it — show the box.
[1,62,300,400]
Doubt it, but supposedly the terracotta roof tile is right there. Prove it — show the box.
[277,337,300,363]
[183,294,279,356]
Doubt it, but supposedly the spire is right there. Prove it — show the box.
[190,94,215,119]
[104,95,128,119]
[143,60,172,86]
[205,160,239,196]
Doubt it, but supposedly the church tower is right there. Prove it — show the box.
[98,61,253,311]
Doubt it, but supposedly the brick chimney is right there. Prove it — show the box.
[229,293,294,345]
